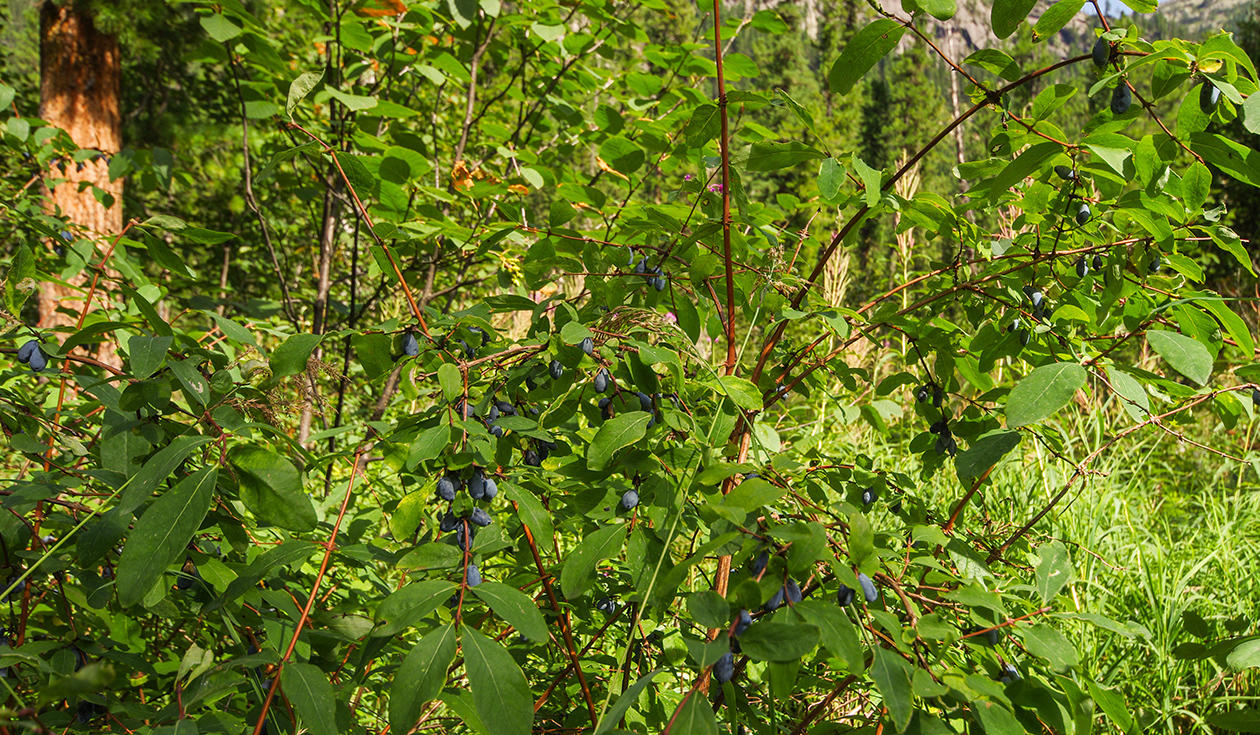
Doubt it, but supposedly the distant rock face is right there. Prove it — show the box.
[866,0,1248,58]
[1155,0,1250,38]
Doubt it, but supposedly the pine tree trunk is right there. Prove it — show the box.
[38,0,123,362]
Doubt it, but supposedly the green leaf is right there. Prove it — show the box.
[462,627,533,735]
[1190,133,1260,189]
[1201,32,1258,79]
[38,662,115,705]
[991,0,1037,39]
[1022,623,1079,670]
[722,477,786,512]
[334,150,376,195]
[116,467,217,607]
[205,311,256,345]
[684,104,721,149]
[1226,639,1260,669]
[965,48,1021,80]
[560,523,625,599]
[227,445,316,532]
[287,70,325,116]
[1211,226,1255,276]
[4,245,35,317]
[586,413,651,470]
[168,359,210,407]
[200,13,242,42]
[271,333,322,380]
[594,670,660,735]
[988,142,1061,202]
[1087,680,1135,731]
[686,591,730,629]
[746,141,826,171]
[1183,161,1211,212]
[1032,0,1084,39]
[1209,711,1260,733]
[511,484,555,555]
[407,424,450,469]
[373,580,458,637]
[598,136,645,175]
[1202,300,1255,357]
[775,88,816,132]
[389,624,457,735]
[128,336,172,380]
[531,22,564,43]
[1147,329,1213,386]
[1035,541,1075,603]
[954,429,1020,480]
[669,692,718,735]
[738,622,820,662]
[922,0,957,21]
[1244,94,1260,136]
[152,722,199,735]
[205,541,317,612]
[818,157,843,199]
[351,332,394,380]
[559,320,592,344]
[972,701,1024,735]
[281,663,336,735]
[326,87,377,111]
[438,363,463,403]
[869,647,914,732]
[848,511,875,567]
[705,375,762,410]
[1107,366,1150,421]
[1006,362,1087,427]
[795,600,864,672]
[549,198,576,228]
[178,226,233,245]
[851,154,882,206]
[828,19,906,95]
[471,581,548,642]
[119,435,215,515]
[397,540,463,571]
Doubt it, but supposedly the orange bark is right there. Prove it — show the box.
[38,1,122,364]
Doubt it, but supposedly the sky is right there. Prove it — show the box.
[1090,0,1137,17]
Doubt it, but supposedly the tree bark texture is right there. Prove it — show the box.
[38,0,123,342]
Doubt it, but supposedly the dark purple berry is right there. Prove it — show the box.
[437,475,458,502]
[713,651,734,683]
[785,579,802,605]
[763,586,785,612]
[858,573,878,602]
[401,332,420,358]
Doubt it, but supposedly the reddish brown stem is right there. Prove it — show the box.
[943,466,995,533]
[514,503,599,727]
[252,450,366,735]
[712,0,736,376]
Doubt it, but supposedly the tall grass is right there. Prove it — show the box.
[972,409,1260,732]
[789,383,1260,732]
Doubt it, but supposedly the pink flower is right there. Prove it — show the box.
[664,312,677,324]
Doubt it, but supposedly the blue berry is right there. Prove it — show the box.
[857,573,878,602]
